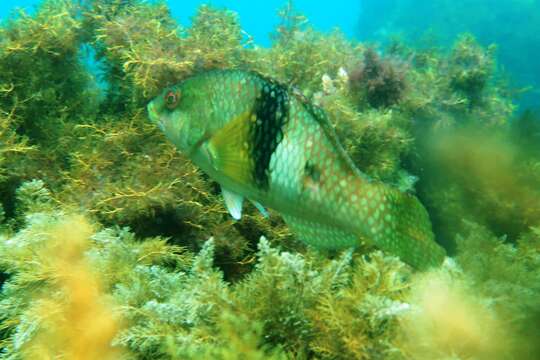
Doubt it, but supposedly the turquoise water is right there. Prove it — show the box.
[0,0,361,44]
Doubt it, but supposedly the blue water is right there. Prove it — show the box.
[1,0,538,109]
[0,0,361,45]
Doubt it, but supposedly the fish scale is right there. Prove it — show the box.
[147,69,446,270]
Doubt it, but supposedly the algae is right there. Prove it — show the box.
[0,1,539,359]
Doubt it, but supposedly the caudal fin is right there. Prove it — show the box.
[355,183,446,270]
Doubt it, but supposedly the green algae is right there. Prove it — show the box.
[0,0,539,359]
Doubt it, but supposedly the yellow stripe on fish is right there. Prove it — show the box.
[148,69,446,270]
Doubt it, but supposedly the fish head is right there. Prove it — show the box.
[147,81,209,154]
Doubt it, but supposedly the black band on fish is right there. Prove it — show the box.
[250,81,290,189]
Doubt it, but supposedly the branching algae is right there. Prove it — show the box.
[0,1,538,359]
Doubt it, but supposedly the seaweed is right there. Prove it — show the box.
[1,181,539,358]
[349,47,409,109]
[84,1,247,113]
[0,0,96,141]
[447,34,496,107]
[0,189,124,358]
[455,222,540,358]
[396,265,511,360]
[253,1,362,94]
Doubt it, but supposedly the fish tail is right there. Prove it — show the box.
[354,182,446,270]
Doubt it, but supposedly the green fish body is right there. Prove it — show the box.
[148,70,446,269]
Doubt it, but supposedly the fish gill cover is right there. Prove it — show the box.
[0,0,538,359]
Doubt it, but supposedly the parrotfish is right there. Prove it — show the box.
[147,70,446,269]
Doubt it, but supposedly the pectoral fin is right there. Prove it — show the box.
[207,111,254,186]
[222,187,244,220]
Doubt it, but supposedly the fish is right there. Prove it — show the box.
[147,69,446,270]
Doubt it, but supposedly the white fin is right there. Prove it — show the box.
[249,199,269,218]
[222,188,244,220]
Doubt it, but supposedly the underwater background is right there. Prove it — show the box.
[2,0,538,109]
[0,0,539,359]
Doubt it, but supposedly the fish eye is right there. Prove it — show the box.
[165,90,180,109]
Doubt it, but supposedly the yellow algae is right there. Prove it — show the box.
[398,269,509,360]
[19,215,124,360]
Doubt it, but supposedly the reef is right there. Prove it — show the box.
[0,1,539,359]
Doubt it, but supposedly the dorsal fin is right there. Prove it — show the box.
[302,101,369,180]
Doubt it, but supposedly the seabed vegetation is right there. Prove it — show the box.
[0,1,539,359]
